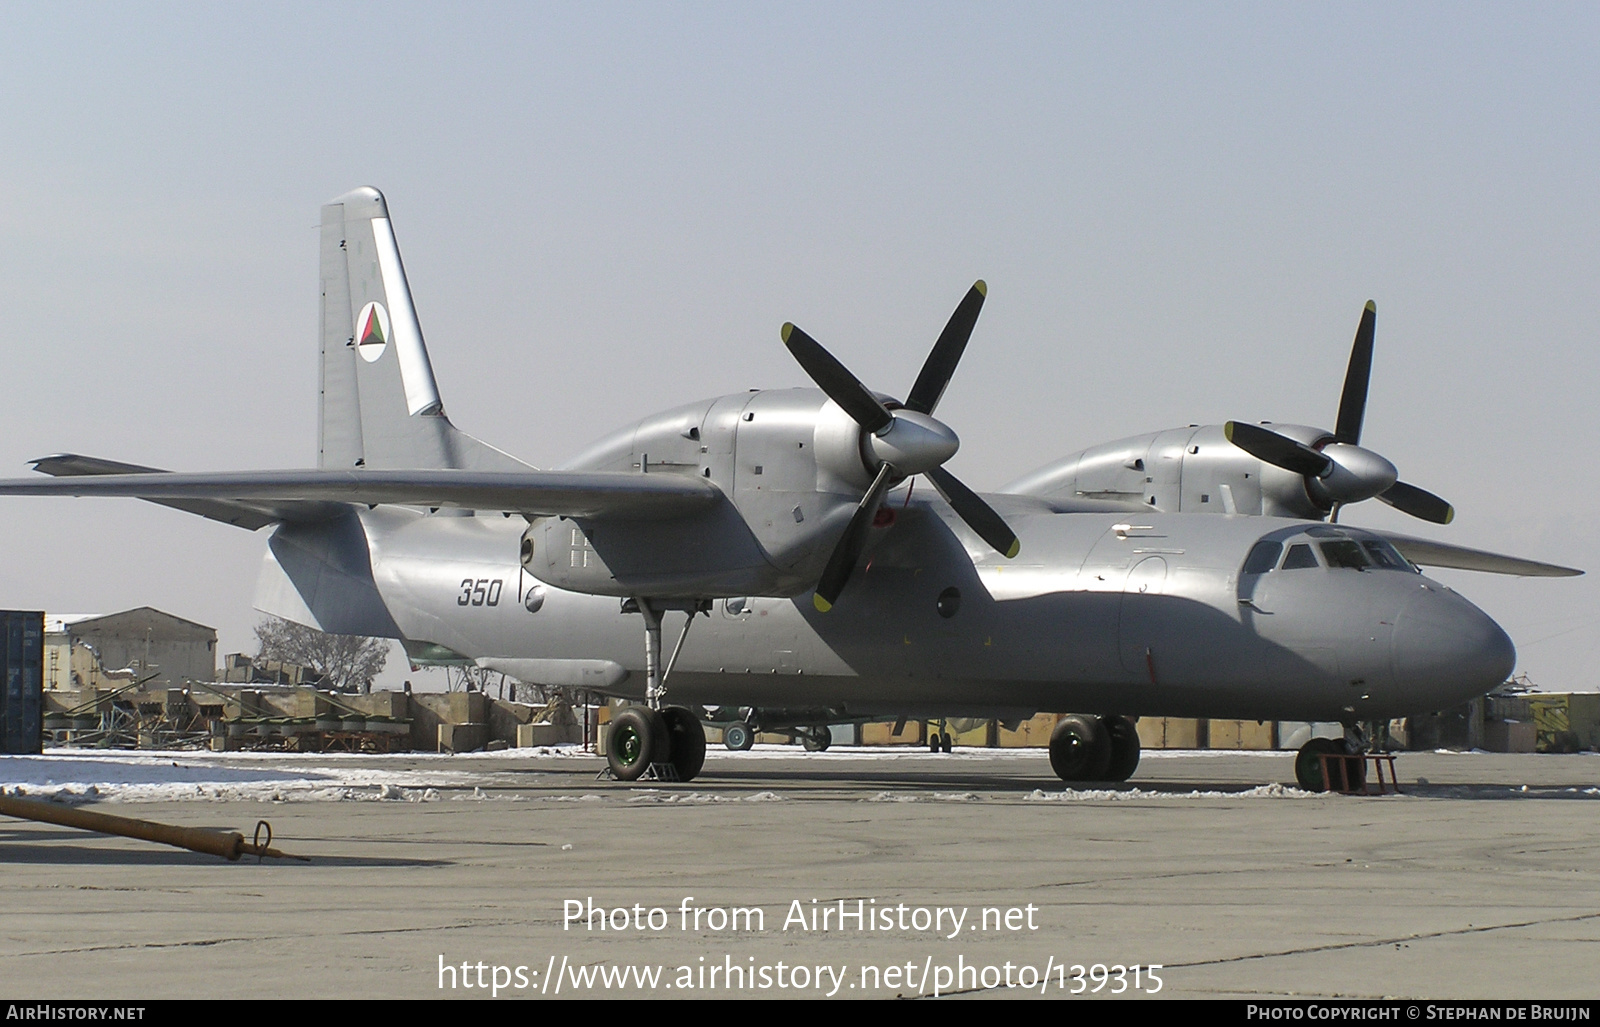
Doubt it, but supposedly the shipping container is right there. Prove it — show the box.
[2,611,44,755]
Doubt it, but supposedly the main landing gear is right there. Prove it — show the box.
[1049,714,1140,783]
[605,598,710,783]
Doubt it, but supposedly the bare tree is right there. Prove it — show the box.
[254,617,389,694]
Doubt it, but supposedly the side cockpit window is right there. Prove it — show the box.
[1242,541,1283,575]
[1361,539,1414,571]
[1319,539,1370,570]
[1281,543,1319,569]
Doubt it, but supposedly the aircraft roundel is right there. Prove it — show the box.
[355,301,390,363]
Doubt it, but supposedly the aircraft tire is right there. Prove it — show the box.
[1049,715,1112,782]
[1294,737,1344,792]
[607,707,669,782]
[724,723,754,751]
[661,706,706,782]
[1104,716,1141,782]
[940,732,953,753]
[801,728,830,752]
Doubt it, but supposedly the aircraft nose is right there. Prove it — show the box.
[1390,584,1515,706]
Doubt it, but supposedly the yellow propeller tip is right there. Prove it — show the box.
[1223,421,1236,441]
[813,594,832,613]
[1005,540,1021,559]
[1365,300,1376,313]
[781,322,794,342]
[973,280,987,297]
[1443,508,1455,525]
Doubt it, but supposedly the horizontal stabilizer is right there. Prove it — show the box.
[5,465,723,520]
[1378,531,1583,578]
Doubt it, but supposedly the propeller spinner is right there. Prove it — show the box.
[1224,301,1454,525]
[783,282,1020,612]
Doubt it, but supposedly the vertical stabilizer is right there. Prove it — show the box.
[318,187,530,472]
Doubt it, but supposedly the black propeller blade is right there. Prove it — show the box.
[812,463,895,612]
[1334,300,1376,445]
[926,466,1020,558]
[1378,481,1455,525]
[1223,301,1456,526]
[1224,421,1332,478]
[784,283,1018,611]
[781,323,893,435]
[905,281,986,416]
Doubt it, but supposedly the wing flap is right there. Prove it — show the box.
[1377,530,1582,578]
[5,463,723,521]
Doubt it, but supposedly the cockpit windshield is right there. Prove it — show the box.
[1242,531,1417,576]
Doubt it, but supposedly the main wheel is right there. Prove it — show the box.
[660,706,706,782]
[607,707,669,782]
[1294,737,1344,792]
[940,732,953,753]
[1104,716,1141,782]
[1049,715,1112,781]
[723,722,754,751]
[801,728,830,752]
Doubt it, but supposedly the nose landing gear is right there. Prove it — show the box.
[1294,736,1368,793]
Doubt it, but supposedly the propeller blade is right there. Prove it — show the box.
[1377,480,1455,525]
[813,463,896,612]
[1224,421,1333,478]
[904,281,986,415]
[1334,300,1376,445]
[782,323,893,434]
[925,466,1021,559]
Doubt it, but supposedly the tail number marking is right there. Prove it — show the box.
[457,578,504,607]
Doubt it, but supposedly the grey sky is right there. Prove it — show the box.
[1,3,1595,691]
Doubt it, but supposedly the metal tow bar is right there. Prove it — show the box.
[0,793,310,862]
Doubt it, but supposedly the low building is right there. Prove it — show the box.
[45,608,217,690]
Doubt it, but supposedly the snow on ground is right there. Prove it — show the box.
[0,749,548,804]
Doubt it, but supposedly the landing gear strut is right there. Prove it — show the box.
[1049,714,1140,783]
[605,598,710,782]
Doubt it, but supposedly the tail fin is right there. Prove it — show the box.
[318,187,531,471]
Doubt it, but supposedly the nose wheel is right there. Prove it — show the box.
[1294,737,1367,793]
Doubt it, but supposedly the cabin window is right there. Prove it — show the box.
[1281,543,1320,570]
[1242,541,1282,575]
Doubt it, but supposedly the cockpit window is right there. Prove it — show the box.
[1320,540,1370,569]
[1281,543,1319,569]
[1242,541,1282,575]
[1361,539,1413,571]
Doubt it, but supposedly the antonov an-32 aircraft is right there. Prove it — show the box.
[0,188,1578,791]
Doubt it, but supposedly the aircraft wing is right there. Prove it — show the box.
[1376,530,1582,578]
[3,458,724,523]
[29,454,345,529]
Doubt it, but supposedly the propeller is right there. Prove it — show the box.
[1223,301,1454,525]
[784,281,1020,612]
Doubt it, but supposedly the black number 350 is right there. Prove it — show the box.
[457,578,503,607]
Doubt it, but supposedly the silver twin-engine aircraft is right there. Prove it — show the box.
[0,188,1578,790]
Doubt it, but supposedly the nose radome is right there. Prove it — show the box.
[1391,586,1516,707]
